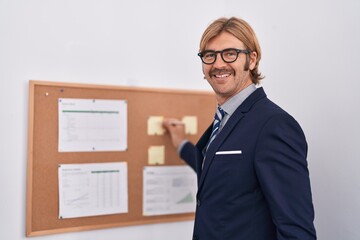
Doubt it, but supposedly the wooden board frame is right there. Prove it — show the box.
[26,80,216,236]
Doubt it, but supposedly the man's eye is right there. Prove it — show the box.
[204,53,215,58]
[224,51,236,57]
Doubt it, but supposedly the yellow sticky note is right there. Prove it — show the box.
[147,116,165,135]
[148,146,165,165]
[182,116,198,135]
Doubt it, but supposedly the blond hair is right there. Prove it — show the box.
[199,17,264,83]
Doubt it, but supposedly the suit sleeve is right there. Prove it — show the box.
[180,141,197,171]
[254,113,317,240]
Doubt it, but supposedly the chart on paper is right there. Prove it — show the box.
[143,165,197,216]
[58,162,128,219]
[58,98,127,152]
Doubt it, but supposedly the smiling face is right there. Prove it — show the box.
[202,31,257,105]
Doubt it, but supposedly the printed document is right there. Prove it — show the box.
[58,162,128,218]
[143,165,197,216]
[58,98,127,152]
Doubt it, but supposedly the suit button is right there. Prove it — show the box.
[197,200,201,207]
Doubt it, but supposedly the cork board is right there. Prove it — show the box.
[26,80,216,236]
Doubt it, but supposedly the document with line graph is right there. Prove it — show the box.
[58,162,128,219]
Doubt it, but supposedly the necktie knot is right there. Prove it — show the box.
[215,107,225,122]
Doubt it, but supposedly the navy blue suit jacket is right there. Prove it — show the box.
[180,87,316,240]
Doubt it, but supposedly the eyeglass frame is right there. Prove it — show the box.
[197,48,251,65]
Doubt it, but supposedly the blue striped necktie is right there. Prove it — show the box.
[204,107,225,155]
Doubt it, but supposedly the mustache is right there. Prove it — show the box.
[209,68,234,76]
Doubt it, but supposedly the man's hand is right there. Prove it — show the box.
[162,118,186,149]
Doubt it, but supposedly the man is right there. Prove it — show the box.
[163,17,316,239]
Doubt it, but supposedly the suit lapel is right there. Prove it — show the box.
[195,125,212,179]
[197,87,267,192]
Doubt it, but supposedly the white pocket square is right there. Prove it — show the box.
[215,150,242,155]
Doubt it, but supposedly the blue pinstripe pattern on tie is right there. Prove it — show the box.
[203,107,225,155]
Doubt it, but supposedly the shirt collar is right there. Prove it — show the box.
[220,83,257,116]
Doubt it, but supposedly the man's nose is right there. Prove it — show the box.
[212,53,227,67]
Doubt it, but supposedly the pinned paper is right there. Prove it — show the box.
[182,116,198,135]
[148,146,165,165]
[147,116,165,135]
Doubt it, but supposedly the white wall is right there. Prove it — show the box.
[0,0,359,239]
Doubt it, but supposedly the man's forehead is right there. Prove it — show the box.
[205,32,245,50]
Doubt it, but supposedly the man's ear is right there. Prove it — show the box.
[249,51,258,70]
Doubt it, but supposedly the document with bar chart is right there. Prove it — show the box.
[143,165,197,216]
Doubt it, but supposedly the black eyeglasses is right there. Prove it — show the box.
[197,48,250,65]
